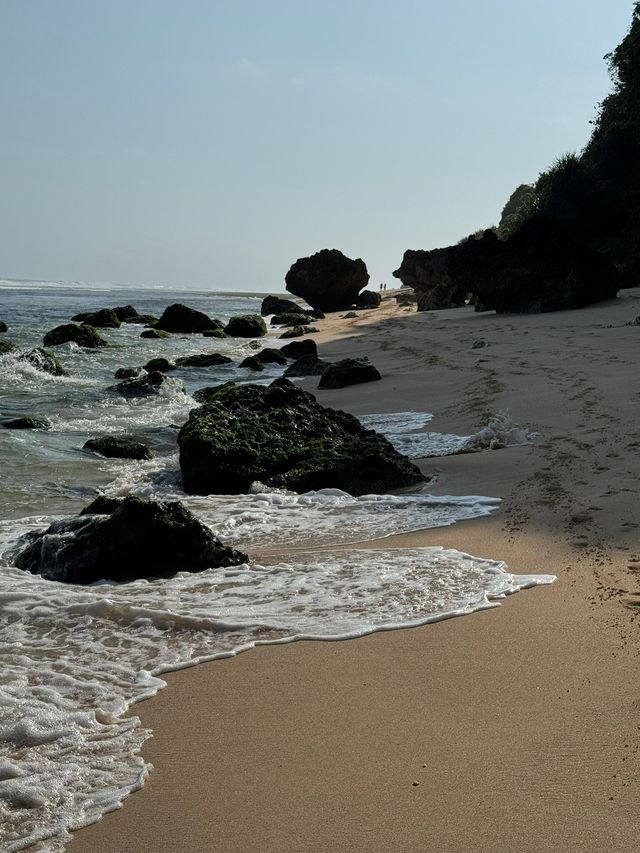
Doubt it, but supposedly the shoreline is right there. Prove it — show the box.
[68,290,640,853]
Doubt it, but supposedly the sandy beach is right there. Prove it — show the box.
[67,289,640,853]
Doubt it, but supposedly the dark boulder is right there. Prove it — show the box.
[141,328,170,339]
[109,371,184,398]
[2,416,50,430]
[114,367,140,380]
[318,358,382,389]
[279,326,304,339]
[341,312,358,319]
[393,248,468,311]
[285,249,369,311]
[143,357,175,373]
[175,352,232,368]
[280,339,318,360]
[270,312,313,327]
[83,436,152,460]
[311,308,326,319]
[224,315,268,338]
[284,355,331,377]
[11,496,248,584]
[126,314,159,325]
[202,328,227,338]
[71,308,120,328]
[0,321,7,332]
[239,355,264,371]
[20,348,68,376]
[260,295,308,316]
[155,303,217,333]
[112,305,139,322]
[177,379,424,496]
[355,290,381,309]
[43,324,108,348]
[256,347,288,366]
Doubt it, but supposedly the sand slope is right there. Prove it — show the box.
[68,290,640,853]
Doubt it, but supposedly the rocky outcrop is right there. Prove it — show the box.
[285,249,369,311]
[175,353,232,368]
[224,315,268,338]
[2,416,50,430]
[284,355,331,377]
[71,308,120,328]
[280,339,317,360]
[109,371,184,398]
[318,358,382,389]
[355,290,381,309]
[11,496,248,584]
[177,378,424,496]
[83,436,152,460]
[394,216,619,314]
[155,303,217,333]
[43,324,108,348]
[20,348,68,376]
[261,295,307,316]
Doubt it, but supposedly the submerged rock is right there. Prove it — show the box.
[224,315,268,338]
[0,321,7,332]
[175,353,232,368]
[280,339,318,360]
[109,371,184,398]
[318,358,382,389]
[285,249,369,311]
[43,324,108,348]
[141,328,170,339]
[126,314,159,325]
[114,367,140,380]
[2,416,51,430]
[260,295,308,316]
[19,348,68,376]
[178,378,424,495]
[83,436,152,460]
[11,496,248,584]
[143,357,175,373]
[155,303,218,333]
[202,328,227,338]
[284,354,331,377]
[239,355,264,371]
[0,340,16,354]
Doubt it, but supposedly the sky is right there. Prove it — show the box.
[0,0,635,291]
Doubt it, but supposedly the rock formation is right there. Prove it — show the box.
[285,249,369,311]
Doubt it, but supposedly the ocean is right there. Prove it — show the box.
[0,280,554,851]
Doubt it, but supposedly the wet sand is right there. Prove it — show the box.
[68,288,640,853]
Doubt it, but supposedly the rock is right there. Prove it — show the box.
[311,308,326,319]
[395,289,416,307]
[175,353,232,368]
[112,305,139,322]
[279,326,304,339]
[0,340,16,354]
[393,248,469,311]
[472,339,488,349]
[224,315,268,338]
[43,324,108,348]
[239,355,264,371]
[109,371,184,398]
[11,495,248,584]
[20,348,68,376]
[0,321,7,332]
[260,295,308,316]
[141,328,170,339]
[271,312,313,327]
[355,290,381,309]
[202,328,227,338]
[192,382,236,405]
[2,416,50,430]
[280,339,318,360]
[83,436,152,460]
[341,312,358,319]
[143,357,175,373]
[155,303,217,333]
[126,314,159,325]
[114,367,140,379]
[284,355,331,377]
[178,379,424,495]
[318,358,382,389]
[256,347,288,366]
[71,308,120,328]
[303,326,319,334]
[395,216,619,314]
[285,249,369,311]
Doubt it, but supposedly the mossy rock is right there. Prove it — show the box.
[202,328,227,338]
[280,339,317,360]
[318,358,381,389]
[192,382,236,405]
[109,371,184,398]
[143,357,175,373]
[279,326,304,339]
[114,367,140,380]
[175,353,232,368]
[83,436,152,460]
[178,378,425,496]
[224,315,268,338]
[155,303,217,333]
[12,495,248,584]
[239,355,264,371]
[43,324,108,348]
[2,416,51,430]
[141,328,170,339]
[0,339,18,354]
[270,312,312,327]
[284,355,331,377]
[71,308,120,328]
[20,348,68,376]
[256,347,288,366]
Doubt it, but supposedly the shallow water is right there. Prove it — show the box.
[0,280,552,852]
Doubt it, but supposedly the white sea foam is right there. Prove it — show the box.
[0,546,554,852]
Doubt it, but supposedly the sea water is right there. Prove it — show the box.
[0,280,554,852]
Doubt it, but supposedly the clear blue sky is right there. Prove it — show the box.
[0,1,634,291]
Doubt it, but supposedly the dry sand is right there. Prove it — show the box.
[68,289,640,853]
